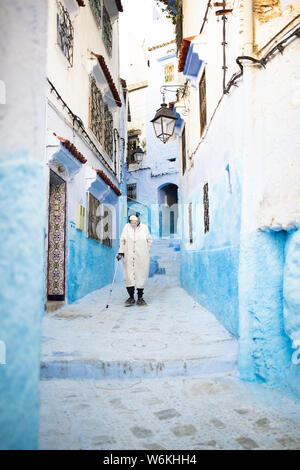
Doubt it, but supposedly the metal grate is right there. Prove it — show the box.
[199,70,207,137]
[181,126,186,175]
[203,183,209,233]
[102,5,112,55]
[89,76,103,144]
[57,1,74,66]
[88,193,101,241]
[127,135,139,164]
[89,0,102,28]
[88,194,112,247]
[101,205,112,248]
[127,183,137,200]
[104,103,113,159]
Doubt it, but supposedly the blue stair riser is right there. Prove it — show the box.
[40,357,237,380]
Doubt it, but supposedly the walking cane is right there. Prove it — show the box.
[104,258,120,309]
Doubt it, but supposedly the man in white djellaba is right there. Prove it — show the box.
[116,213,152,306]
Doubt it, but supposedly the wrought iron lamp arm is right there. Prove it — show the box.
[160,83,187,102]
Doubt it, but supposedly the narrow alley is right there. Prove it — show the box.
[39,241,300,450]
[1,0,300,453]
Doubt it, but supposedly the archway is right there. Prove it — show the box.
[157,183,178,238]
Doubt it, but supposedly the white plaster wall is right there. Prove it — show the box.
[47,0,121,139]
[248,41,300,232]
[254,0,300,53]
[181,0,300,235]
[0,0,47,159]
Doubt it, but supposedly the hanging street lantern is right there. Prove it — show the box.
[151,84,187,144]
[133,146,144,163]
[151,102,178,144]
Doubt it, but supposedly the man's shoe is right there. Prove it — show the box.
[125,297,135,307]
[136,297,147,306]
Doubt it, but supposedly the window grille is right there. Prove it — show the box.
[88,194,112,247]
[188,202,193,244]
[203,183,209,233]
[164,64,175,83]
[89,0,102,28]
[57,1,74,66]
[88,193,101,242]
[104,103,113,159]
[181,126,186,175]
[127,135,139,164]
[89,76,103,144]
[102,5,112,55]
[127,183,137,200]
[101,205,112,248]
[199,70,207,137]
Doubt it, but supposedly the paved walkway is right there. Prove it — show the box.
[39,241,300,450]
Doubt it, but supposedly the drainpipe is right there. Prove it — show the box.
[238,0,257,381]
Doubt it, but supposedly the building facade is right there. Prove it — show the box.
[166,0,300,396]
[120,0,181,239]
[46,0,126,307]
[126,40,181,238]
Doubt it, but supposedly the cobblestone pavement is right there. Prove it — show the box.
[39,373,300,450]
[39,241,300,450]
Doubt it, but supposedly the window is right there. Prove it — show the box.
[100,205,112,248]
[102,5,112,55]
[188,202,193,244]
[88,193,101,241]
[89,0,102,28]
[203,183,209,233]
[199,70,207,137]
[127,134,140,164]
[89,76,114,159]
[57,1,74,66]
[87,193,112,247]
[164,63,174,83]
[181,126,186,175]
[103,103,113,160]
[89,75,103,144]
[127,183,137,200]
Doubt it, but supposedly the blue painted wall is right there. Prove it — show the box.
[180,246,240,337]
[180,165,241,338]
[0,153,46,449]
[67,225,117,303]
[180,168,300,398]
[238,231,293,386]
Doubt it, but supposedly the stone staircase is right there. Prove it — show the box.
[150,239,181,283]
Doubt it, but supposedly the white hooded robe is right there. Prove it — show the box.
[118,222,152,288]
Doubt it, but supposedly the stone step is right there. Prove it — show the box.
[41,353,237,381]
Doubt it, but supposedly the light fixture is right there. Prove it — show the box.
[133,146,144,163]
[151,84,187,144]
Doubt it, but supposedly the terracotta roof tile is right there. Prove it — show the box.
[94,169,121,196]
[91,52,122,107]
[178,36,196,72]
[53,133,87,164]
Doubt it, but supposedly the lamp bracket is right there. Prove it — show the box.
[160,83,187,103]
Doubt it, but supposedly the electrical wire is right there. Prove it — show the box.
[224,24,300,94]
[189,23,300,160]
[47,78,117,175]
[199,1,212,35]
